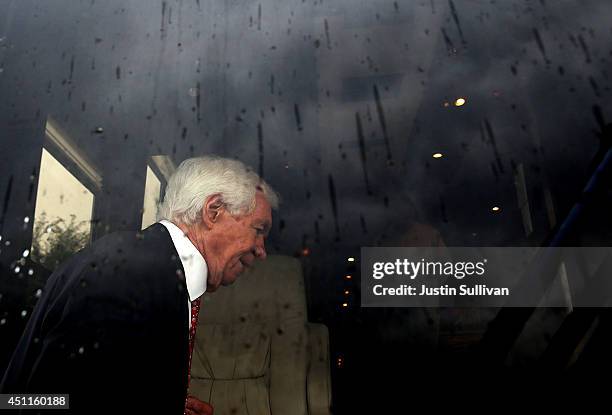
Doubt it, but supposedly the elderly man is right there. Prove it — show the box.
[1,156,278,415]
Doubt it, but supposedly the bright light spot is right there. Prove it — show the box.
[35,289,42,298]
[455,98,466,107]
[347,257,355,262]
[23,216,30,223]
[20,310,27,318]
[0,235,2,241]
[341,303,348,307]
[0,318,5,325]
[344,290,350,295]
[432,153,443,159]
[28,269,34,276]
[345,275,352,280]
[492,206,501,212]
[14,266,20,273]
[78,347,85,354]
[46,227,53,233]
[22,249,30,257]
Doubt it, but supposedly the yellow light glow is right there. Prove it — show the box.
[432,153,443,159]
[492,206,501,212]
[347,257,355,262]
[345,275,352,280]
[455,98,466,107]
[344,290,350,295]
[342,303,348,307]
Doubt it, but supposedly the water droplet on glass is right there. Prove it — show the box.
[20,310,27,318]
[22,249,30,257]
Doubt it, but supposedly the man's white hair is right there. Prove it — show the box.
[156,156,279,226]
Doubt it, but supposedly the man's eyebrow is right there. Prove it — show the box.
[255,220,272,232]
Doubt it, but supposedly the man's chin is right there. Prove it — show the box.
[221,265,247,286]
[221,273,240,286]
[206,282,220,292]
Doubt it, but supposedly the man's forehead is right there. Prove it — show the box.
[255,192,272,211]
[252,193,272,222]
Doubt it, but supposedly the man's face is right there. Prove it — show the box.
[204,192,272,291]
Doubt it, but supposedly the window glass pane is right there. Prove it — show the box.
[32,148,93,258]
[141,165,161,230]
[1,0,611,409]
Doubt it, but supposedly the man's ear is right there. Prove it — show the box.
[201,194,225,228]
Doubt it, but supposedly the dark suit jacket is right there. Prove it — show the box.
[1,223,190,414]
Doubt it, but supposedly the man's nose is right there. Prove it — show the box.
[254,238,267,260]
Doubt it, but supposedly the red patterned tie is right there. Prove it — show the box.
[185,297,201,413]
[188,298,201,384]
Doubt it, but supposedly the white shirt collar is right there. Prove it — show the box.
[158,220,207,301]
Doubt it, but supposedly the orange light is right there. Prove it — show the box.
[432,153,443,159]
[341,302,348,307]
[301,247,310,256]
[344,290,350,295]
[455,98,466,107]
[345,275,352,280]
[491,206,501,212]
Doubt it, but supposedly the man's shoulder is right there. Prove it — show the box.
[91,222,170,250]
[57,223,181,287]
[86,223,174,262]
[45,223,185,306]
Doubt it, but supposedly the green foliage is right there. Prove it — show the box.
[31,213,90,271]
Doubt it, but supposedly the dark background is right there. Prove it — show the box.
[2,0,612,410]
